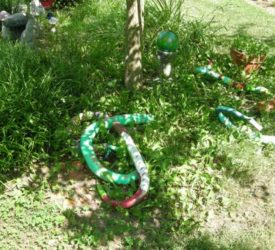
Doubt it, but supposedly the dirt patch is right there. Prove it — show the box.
[203,144,275,249]
[6,161,101,214]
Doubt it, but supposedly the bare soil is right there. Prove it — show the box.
[203,142,275,249]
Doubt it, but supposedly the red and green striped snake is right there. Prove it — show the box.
[80,113,153,208]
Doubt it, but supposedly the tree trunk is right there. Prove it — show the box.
[125,0,144,89]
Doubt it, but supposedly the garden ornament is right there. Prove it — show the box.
[80,113,153,208]
[30,0,45,16]
[2,11,28,41]
[230,35,268,75]
[216,106,275,145]
[196,64,269,94]
[47,12,58,25]
[0,11,10,21]
[1,2,44,46]
[156,31,179,77]
[97,122,150,208]
[80,114,153,185]
[20,16,40,45]
[40,0,56,9]
[13,4,28,13]
[257,100,275,112]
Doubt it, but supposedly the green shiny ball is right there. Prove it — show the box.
[156,31,179,52]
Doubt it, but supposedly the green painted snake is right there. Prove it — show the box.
[80,113,154,208]
[196,64,269,94]
[216,106,275,144]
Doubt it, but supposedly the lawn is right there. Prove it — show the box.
[183,0,275,39]
[0,0,274,249]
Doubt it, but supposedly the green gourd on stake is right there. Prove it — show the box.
[156,31,179,52]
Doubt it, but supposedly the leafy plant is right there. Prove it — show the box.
[147,0,186,32]
[150,0,185,21]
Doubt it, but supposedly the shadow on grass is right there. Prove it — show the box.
[185,234,253,250]
[61,207,171,248]
[16,163,187,249]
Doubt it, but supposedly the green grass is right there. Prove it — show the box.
[183,0,275,39]
[0,1,26,12]
[0,0,274,249]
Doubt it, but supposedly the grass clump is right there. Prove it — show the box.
[0,42,74,176]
